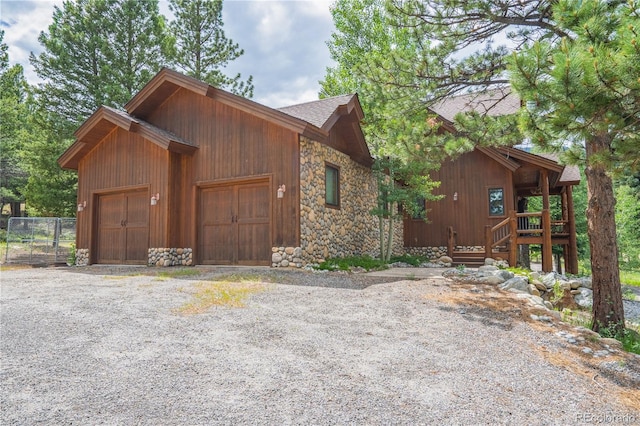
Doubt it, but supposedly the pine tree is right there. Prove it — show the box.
[0,30,28,216]
[30,0,170,138]
[168,0,253,97]
[508,0,640,333]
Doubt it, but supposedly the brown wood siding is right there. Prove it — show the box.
[76,128,169,252]
[146,88,300,251]
[405,150,515,247]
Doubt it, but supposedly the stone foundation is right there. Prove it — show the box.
[148,248,193,266]
[404,246,448,260]
[75,248,90,266]
[271,246,303,268]
[455,245,485,252]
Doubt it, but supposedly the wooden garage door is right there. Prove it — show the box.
[95,190,149,264]
[199,181,271,265]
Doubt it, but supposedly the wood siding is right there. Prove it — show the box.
[76,128,169,257]
[146,88,300,251]
[405,150,514,247]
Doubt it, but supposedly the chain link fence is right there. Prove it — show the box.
[4,217,76,265]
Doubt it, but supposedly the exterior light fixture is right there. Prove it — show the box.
[277,184,286,199]
[150,193,160,206]
[77,201,87,212]
[453,192,458,201]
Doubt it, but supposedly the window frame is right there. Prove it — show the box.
[488,187,506,217]
[325,162,340,209]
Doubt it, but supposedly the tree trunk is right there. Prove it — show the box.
[585,134,625,334]
[554,252,562,275]
[385,206,395,262]
[517,245,530,269]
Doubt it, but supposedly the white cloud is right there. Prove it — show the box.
[1,0,337,107]
[1,0,64,83]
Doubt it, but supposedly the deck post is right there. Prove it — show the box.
[485,225,493,260]
[542,208,553,272]
[508,210,518,268]
[566,185,579,274]
[447,226,454,258]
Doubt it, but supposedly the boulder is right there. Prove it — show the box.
[499,276,529,293]
[481,276,505,285]
[495,270,514,281]
[528,285,541,297]
[569,280,582,290]
[438,256,453,264]
[484,258,495,266]
[533,280,547,292]
[478,265,499,273]
[574,288,593,308]
[542,272,557,289]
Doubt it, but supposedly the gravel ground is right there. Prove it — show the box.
[1,265,639,425]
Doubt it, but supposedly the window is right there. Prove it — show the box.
[488,188,505,216]
[325,163,340,207]
[412,197,426,219]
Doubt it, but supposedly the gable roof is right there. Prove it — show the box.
[59,106,196,170]
[60,68,374,170]
[125,67,327,142]
[430,89,580,187]
[277,94,363,130]
[278,94,372,166]
[534,152,581,184]
[430,88,521,123]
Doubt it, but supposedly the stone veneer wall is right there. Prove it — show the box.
[298,137,403,264]
[404,246,486,259]
[75,248,90,266]
[148,248,193,266]
[271,246,303,268]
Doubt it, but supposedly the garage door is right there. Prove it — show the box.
[199,180,271,265]
[95,190,149,264]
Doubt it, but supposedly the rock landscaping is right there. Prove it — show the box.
[441,257,640,329]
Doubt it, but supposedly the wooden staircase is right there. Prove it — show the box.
[451,250,485,267]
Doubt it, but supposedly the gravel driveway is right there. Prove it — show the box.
[1,266,639,425]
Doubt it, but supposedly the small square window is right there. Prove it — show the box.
[412,197,426,219]
[488,188,505,216]
[325,164,340,207]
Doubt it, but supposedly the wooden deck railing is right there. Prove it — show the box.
[483,209,554,270]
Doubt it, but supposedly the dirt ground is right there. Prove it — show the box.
[1,265,639,425]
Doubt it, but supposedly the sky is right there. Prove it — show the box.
[0,0,337,108]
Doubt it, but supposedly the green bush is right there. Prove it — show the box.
[315,255,388,272]
[389,254,428,266]
[0,229,6,243]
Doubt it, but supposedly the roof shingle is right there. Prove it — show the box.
[278,94,356,129]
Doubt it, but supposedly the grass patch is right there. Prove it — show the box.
[0,264,31,271]
[389,254,428,266]
[561,308,640,355]
[176,275,267,314]
[156,268,201,279]
[315,255,388,272]
[620,269,640,287]
[598,323,640,355]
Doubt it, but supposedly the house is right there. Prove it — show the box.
[58,68,395,267]
[403,89,581,273]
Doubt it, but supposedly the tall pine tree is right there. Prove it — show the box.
[168,0,253,97]
[30,0,170,138]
